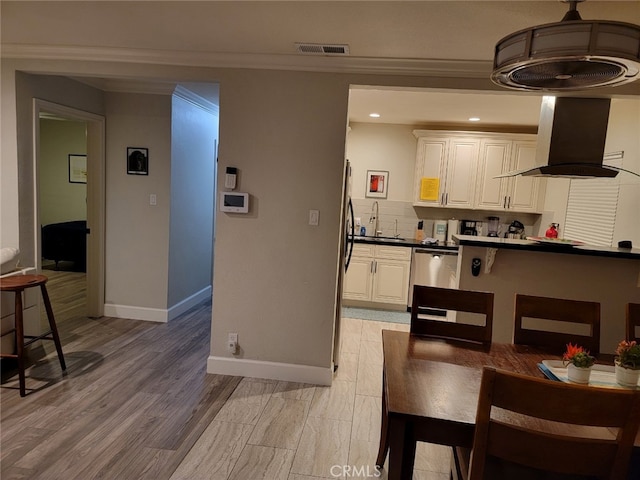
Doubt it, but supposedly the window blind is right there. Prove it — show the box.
[563,153,622,247]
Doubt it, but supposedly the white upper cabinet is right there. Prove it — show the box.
[475,136,545,213]
[413,132,479,209]
[508,140,545,212]
[413,136,449,207]
[414,130,545,213]
[445,138,480,209]
[474,139,512,210]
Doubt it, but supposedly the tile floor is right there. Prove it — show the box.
[170,317,452,480]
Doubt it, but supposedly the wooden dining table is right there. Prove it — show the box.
[378,329,640,480]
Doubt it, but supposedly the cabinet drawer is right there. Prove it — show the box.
[374,245,412,261]
[351,244,375,258]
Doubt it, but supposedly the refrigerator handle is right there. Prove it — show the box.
[345,198,355,272]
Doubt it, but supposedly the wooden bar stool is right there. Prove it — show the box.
[0,274,66,396]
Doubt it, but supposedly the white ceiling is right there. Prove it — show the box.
[3,1,639,126]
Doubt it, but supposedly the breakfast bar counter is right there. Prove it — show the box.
[453,234,640,260]
[452,235,640,354]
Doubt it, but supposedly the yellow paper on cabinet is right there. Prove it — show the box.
[420,178,439,201]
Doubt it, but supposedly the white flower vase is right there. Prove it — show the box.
[566,364,592,384]
[615,361,640,387]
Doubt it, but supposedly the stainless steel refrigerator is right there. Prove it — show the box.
[332,159,354,371]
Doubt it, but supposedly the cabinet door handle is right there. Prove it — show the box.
[503,196,507,208]
[507,196,511,209]
[371,261,374,274]
[440,193,445,205]
[373,260,377,274]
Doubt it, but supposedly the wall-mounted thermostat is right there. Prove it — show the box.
[220,192,249,213]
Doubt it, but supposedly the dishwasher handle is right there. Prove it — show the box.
[414,248,459,256]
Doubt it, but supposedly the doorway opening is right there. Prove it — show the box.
[33,100,106,321]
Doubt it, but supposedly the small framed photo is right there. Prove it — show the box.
[68,154,87,184]
[127,147,149,175]
[365,170,389,198]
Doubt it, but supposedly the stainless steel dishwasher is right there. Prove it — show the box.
[408,246,459,313]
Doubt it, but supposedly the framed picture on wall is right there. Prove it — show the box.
[365,170,388,198]
[127,147,149,175]
[68,154,87,184]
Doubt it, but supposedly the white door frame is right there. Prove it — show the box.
[33,99,106,317]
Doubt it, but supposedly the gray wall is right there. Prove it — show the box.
[208,70,349,375]
[168,94,218,307]
[104,92,172,310]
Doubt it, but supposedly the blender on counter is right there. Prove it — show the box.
[487,216,500,237]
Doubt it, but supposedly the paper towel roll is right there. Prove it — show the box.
[433,220,447,242]
[447,220,459,243]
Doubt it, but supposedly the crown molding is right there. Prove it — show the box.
[173,85,219,115]
[1,43,492,79]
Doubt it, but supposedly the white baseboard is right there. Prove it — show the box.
[104,286,212,323]
[104,303,168,322]
[167,286,211,321]
[207,356,333,386]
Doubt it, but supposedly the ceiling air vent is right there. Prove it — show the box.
[295,43,350,55]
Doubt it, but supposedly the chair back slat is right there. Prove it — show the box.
[410,286,493,344]
[514,294,600,354]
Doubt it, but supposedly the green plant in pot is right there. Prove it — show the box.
[615,340,640,387]
[563,343,595,384]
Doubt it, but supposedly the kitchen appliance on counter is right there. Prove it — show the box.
[505,220,525,239]
[433,220,447,243]
[447,219,459,244]
[461,220,479,236]
[487,216,500,237]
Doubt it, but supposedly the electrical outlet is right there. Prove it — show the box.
[228,333,238,354]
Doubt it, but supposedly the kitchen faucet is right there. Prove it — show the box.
[369,201,381,237]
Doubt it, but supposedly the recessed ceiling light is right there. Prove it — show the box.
[369,113,381,118]
[469,117,481,122]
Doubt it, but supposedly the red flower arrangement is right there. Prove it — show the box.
[562,343,595,368]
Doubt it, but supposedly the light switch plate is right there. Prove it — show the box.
[309,210,319,226]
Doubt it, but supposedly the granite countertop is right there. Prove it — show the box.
[351,235,459,251]
[453,234,640,260]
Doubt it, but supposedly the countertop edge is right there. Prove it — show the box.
[351,235,458,250]
[452,235,640,259]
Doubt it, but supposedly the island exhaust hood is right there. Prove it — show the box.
[498,96,638,179]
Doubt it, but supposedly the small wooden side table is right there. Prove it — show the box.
[0,274,66,396]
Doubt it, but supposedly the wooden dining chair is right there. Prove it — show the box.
[627,303,640,343]
[513,294,601,355]
[468,366,640,480]
[377,285,494,471]
[410,285,494,344]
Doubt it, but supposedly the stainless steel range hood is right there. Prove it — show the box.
[499,96,626,178]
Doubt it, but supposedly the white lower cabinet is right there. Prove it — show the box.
[343,244,411,307]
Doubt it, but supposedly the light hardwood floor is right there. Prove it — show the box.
[1,271,451,479]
